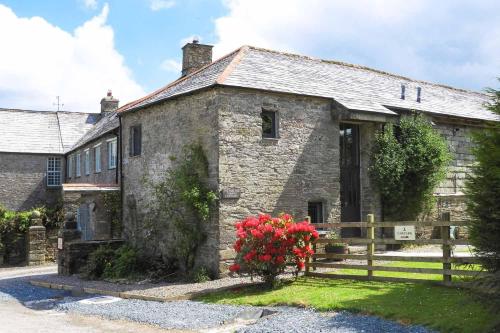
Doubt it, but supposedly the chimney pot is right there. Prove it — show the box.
[100,90,119,114]
[181,40,213,77]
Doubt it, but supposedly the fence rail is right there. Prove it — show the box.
[305,214,483,285]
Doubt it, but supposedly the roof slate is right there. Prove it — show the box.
[0,109,98,154]
[120,46,498,122]
[69,111,119,152]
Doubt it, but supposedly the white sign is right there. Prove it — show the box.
[394,226,416,240]
[57,237,63,250]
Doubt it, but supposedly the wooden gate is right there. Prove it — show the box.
[305,214,486,285]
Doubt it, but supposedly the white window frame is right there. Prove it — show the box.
[94,144,101,173]
[76,153,81,177]
[67,155,73,179]
[84,149,90,175]
[47,157,62,187]
[107,138,117,169]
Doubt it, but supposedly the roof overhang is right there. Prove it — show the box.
[331,99,398,123]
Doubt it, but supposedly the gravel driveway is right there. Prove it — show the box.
[1,266,436,333]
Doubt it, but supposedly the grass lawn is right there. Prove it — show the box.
[197,263,498,333]
[336,260,482,281]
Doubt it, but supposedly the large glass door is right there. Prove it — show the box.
[340,123,361,237]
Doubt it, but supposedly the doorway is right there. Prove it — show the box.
[340,123,361,237]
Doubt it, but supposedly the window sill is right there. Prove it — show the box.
[261,137,279,145]
[95,171,101,174]
[108,166,117,170]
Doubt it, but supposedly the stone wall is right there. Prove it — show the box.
[0,152,62,211]
[433,121,476,195]
[120,89,220,274]
[65,132,119,185]
[216,88,341,271]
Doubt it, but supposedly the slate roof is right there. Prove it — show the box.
[68,111,119,153]
[0,108,98,154]
[119,46,498,122]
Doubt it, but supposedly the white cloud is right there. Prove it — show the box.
[0,4,145,112]
[213,0,500,90]
[160,59,182,73]
[82,0,98,10]
[149,0,175,11]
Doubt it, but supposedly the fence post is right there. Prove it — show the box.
[305,216,311,274]
[441,214,452,285]
[367,214,375,280]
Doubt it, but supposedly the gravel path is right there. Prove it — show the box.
[1,266,437,333]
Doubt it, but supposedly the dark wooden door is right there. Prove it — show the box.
[340,123,361,237]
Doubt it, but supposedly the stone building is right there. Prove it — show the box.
[0,108,97,210]
[0,92,120,242]
[117,42,499,276]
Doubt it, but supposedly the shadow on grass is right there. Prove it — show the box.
[197,277,499,333]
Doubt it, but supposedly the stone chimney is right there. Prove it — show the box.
[100,90,119,114]
[181,38,213,77]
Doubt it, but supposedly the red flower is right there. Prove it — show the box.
[229,264,240,272]
[258,254,272,262]
[297,261,305,270]
[275,256,285,264]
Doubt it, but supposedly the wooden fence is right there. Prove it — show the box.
[305,214,486,285]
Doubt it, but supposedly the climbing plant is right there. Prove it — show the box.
[146,144,217,273]
[102,192,122,238]
[370,113,451,220]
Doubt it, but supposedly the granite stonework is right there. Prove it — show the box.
[119,84,487,275]
[0,152,63,211]
[121,89,220,274]
[65,132,119,185]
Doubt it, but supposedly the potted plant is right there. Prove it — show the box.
[324,230,348,261]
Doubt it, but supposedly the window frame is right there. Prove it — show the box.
[46,157,62,187]
[129,125,142,157]
[84,149,90,175]
[94,144,101,173]
[67,155,73,179]
[107,138,117,169]
[307,201,324,224]
[76,153,81,177]
[261,110,279,139]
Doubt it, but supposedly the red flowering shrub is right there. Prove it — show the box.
[229,213,319,287]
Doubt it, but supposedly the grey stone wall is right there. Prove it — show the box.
[66,132,119,185]
[433,121,475,195]
[120,89,220,274]
[0,152,62,211]
[216,88,341,271]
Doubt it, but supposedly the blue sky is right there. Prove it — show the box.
[0,0,499,112]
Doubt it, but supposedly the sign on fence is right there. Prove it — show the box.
[394,226,416,240]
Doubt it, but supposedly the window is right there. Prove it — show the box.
[108,139,117,169]
[94,145,101,173]
[76,153,81,177]
[84,149,90,175]
[129,125,142,156]
[261,110,278,138]
[308,202,324,224]
[47,157,62,187]
[67,155,73,179]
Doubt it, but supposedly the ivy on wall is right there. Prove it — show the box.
[146,144,217,273]
[370,113,451,220]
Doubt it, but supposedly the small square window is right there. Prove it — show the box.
[261,110,278,139]
[129,125,142,156]
[308,201,324,224]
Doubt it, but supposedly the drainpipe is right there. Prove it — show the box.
[118,115,124,237]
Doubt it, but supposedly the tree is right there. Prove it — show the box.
[466,84,500,272]
[370,114,451,221]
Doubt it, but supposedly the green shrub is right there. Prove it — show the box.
[82,245,116,280]
[370,114,451,220]
[190,266,212,283]
[466,85,500,273]
[103,245,139,279]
